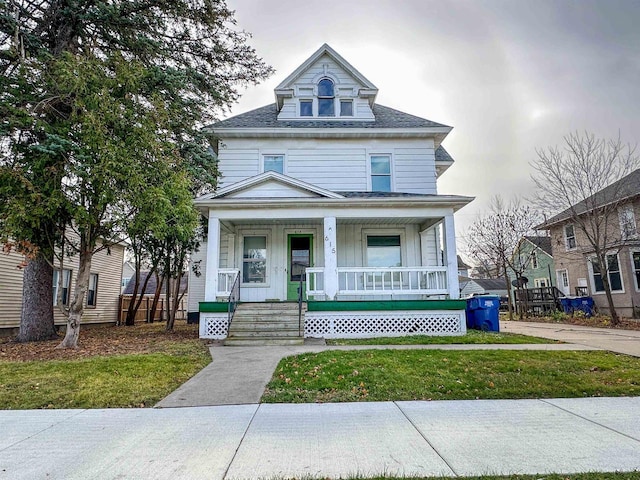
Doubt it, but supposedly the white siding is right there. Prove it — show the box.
[0,243,125,330]
[226,181,320,198]
[217,138,438,194]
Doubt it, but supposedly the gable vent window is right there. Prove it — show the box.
[318,78,335,117]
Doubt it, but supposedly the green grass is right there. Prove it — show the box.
[263,350,640,403]
[361,474,639,480]
[0,342,210,409]
[326,330,556,345]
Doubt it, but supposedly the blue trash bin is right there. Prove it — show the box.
[465,295,500,332]
[574,296,595,316]
[559,297,573,314]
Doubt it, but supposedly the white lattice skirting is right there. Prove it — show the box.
[304,310,466,338]
[199,313,228,339]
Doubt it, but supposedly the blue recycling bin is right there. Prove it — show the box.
[465,295,500,332]
[573,296,595,316]
[559,297,573,314]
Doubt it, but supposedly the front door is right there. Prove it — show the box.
[287,234,313,301]
[556,269,570,295]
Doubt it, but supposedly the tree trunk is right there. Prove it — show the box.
[602,278,621,326]
[503,263,514,321]
[57,250,92,349]
[148,272,163,323]
[16,253,58,342]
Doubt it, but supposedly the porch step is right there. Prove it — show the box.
[224,302,305,346]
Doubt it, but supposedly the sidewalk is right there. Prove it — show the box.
[503,320,640,357]
[1,397,639,479]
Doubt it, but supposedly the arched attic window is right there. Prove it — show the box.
[317,78,335,117]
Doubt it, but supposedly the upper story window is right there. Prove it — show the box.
[300,100,313,117]
[263,154,284,174]
[564,224,576,250]
[530,251,539,269]
[318,78,335,117]
[618,205,637,239]
[370,155,392,192]
[340,99,353,117]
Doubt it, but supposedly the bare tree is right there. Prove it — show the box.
[532,132,639,325]
[465,196,542,320]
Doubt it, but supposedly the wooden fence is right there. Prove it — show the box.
[118,295,187,324]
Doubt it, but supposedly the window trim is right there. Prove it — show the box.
[367,153,394,192]
[555,268,569,295]
[299,99,313,117]
[618,205,637,239]
[339,99,354,117]
[261,153,286,175]
[588,253,625,295]
[87,273,98,308]
[630,248,640,292]
[361,228,406,267]
[317,78,335,117]
[564,224,577,251]
[240,231,270,287]
[530,251,539,269]
[53,268,72,306]
[533,278,549,288]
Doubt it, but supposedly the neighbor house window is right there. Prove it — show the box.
[340,99,353,117]
[370,155,391,192]
[618,205,637,239]
[87,273,98,307]
[317,78,335,116]
[564,224,576,250]
[591,254,623,293]
[300,100,313,117]
[367,236,401,267]
[243,236,267,283]
[534,278,549,287]
[632,251,640,290]
[53,268,72,306]
[263,155,284,174]
[530,251,539,269]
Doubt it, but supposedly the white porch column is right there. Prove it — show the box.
[323,216,338,300]
[443,213,460,299]
[204,212,220,301]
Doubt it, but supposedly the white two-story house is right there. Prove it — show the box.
[189,44,473,341]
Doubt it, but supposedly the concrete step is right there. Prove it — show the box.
[228,329,302,338]
[237,302,301,311]
[232,313,303,321]
[230,321,300,330]
[223,337,304,346]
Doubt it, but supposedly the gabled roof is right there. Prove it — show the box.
[457,255,471,270]
[123,271,188,295]
[523,236,552,257]
[540,168,640,228]
[471,278,507,290]
[275,43,378,93]
[208,103,450,130]
[195,171,344,201]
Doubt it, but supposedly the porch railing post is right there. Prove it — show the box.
[324,216,338,300]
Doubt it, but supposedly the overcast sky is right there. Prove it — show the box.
[223,0,640,243]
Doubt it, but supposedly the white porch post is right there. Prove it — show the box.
[323,216,338,300]
[443,213,460,299]
[204,212,220,301]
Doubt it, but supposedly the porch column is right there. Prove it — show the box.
[204,212,220,301]
[323,216,338,300]
[443,213,460,299]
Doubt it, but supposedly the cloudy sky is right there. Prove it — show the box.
[223,0,640,241]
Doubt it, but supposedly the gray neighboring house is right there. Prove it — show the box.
[459,277,508,298]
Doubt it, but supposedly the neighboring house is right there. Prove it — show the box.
[121,260,136,293]
[457,255,471,277]
[539,169,640,317]
[121,271,188,323]
[507,236,555,290]
[0,243,125,335]
[459,277,508,298]
[189,44,473,339]
[122,271,189,297]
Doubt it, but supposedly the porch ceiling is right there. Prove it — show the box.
[221,217,434,228]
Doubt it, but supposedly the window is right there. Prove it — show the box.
[263,155,284,174]
[367,236,401,267]
[632,251,640,290]
[340,100,353,117]
[370,155,391,192]
[53,268,72,306]
[243,236,267,284]
[530,252,539,269]
[533,278,549,287]
[564,224,576,250]
[86,273,98,307]
[317,78,335,116]
[618,205,637,239]
[591,254,623,293]
[300,100,313,117]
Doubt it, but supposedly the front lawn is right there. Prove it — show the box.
[263,349,639,403]
[365,474,638,480]
[327,330,556,345]
[0,322,211,409]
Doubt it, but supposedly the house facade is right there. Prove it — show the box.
[541,170,640,318]
[0,243,125,335]
[189,44,473,339]
[507,236,555,291]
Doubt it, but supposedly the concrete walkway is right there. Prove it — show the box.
[1,397,639,479]
[503,320,640,357]
[157,341,599,407]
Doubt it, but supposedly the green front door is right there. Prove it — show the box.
[287,234,313,301]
